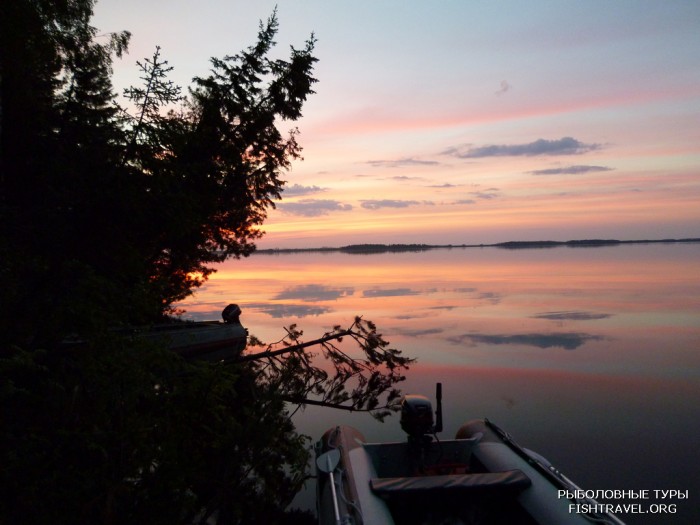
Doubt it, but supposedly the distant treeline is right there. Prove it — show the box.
[255,238,700,255]
[493,238,700,249]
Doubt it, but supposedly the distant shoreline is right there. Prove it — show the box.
[254,237,700,255]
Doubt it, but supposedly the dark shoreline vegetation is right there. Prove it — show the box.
[1,5,412,524]
[255,237,700,255]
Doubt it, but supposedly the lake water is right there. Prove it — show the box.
[178,242,700,524]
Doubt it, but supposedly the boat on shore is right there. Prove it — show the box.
[135,304,247,361]
[315,384,624,525]
[136,321,246,361]
[120,304,247,362]
[58,304,247,361]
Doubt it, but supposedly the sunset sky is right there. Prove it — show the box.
[94,1,700,248]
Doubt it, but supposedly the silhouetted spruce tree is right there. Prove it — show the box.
[123,12,318,312]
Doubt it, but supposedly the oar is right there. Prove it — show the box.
[316,449,342,524]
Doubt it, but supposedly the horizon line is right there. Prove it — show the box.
[253,237,700,254]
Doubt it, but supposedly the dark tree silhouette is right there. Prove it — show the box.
[1,5,318,344]
[0,3,413,524]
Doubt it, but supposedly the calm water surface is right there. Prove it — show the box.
[178,243,700,524]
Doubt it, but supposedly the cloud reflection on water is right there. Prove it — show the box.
[393,327,445,338]
[449,332,608,350]
[274,284,354,302]
[533,311,613,321]
[247,303,333,318]
[362,288,422,297]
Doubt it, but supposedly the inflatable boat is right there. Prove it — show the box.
[315,384,624,525]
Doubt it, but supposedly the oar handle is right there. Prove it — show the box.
[327,456,341,524]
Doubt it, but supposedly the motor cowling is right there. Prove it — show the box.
[222,304,242,324]
[400,394,434,437]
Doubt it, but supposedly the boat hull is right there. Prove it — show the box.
[137,321,247,361]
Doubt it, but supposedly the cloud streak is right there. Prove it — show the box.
[278,199,352,217]
[367,157,440,168]
[283,184,328,196]
[529,165,614,176]
[495,80,512,96]
[444,137,602,158]
[470,188,500,200]
[533,311,613,321]
[360,199,431,210]
[387,175,425,182]
[428,183,461,188]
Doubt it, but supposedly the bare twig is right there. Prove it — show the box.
[232,329,354,363]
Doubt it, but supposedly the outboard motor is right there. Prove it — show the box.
[400,383,444,439]
[222,304,242,324]
[401,395,434,438]
[401,384,445,471]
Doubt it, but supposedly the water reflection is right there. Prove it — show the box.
[362,287,424,297]
[245,303,332,318]
[178,243,700,524]
[274,284,354,302]
[533,311,614,321]
[179,244,700,379]
[447,332,608,350]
